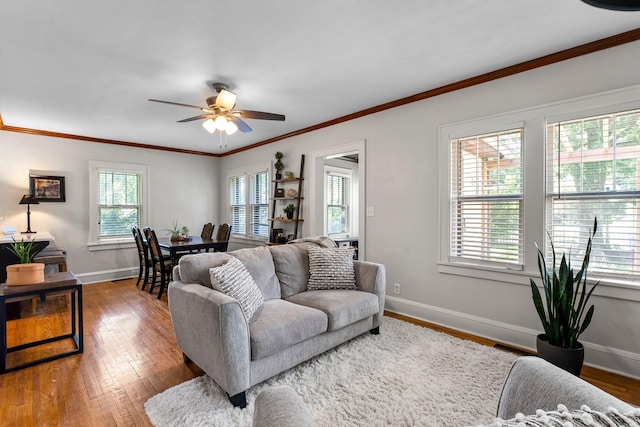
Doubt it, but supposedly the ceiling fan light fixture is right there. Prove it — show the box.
[226,120,238,135]
[215,89,237,111]
[214,115,228,131]
[202,118,216,133]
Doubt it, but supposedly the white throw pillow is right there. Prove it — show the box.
[307,245,356,290]
[476,405,640,427]
[209,257,264,322]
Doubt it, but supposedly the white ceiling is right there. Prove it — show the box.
[1,1,639,155]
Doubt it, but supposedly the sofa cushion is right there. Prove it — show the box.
[178,252,233,288]
[286,290,378,331]
[231,246,281,300]
[249,299,328,360]
[209,257,264,322]
[269,243,312,298]
[307,246,356,290]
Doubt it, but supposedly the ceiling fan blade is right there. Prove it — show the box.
[214,90,237,111]
[237,110,285,121]
[177,114,211,123]
[148,99,210,111]
[229,116,252,133]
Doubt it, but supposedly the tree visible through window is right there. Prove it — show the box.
[450,129,524,267]
[547,108,640,279]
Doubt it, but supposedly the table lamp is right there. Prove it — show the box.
[19,194,39,234]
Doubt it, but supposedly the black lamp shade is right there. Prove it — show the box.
[581,0,640,10]
[19,194,39,205]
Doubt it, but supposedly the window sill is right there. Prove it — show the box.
[88,239,136,251]
[437,261,640,302]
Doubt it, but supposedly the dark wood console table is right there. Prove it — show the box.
[0,271,83,373]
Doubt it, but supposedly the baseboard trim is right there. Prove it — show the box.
[385,295,640,380]
[75,268,137,284]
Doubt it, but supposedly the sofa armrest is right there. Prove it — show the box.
[354,260,386,327]
[497,356,633,419]
[168,280,251,396]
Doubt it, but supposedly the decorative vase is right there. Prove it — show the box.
[536,334,584,376]
[5,263,45,286]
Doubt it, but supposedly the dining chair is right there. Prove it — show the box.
[199,223,215,252]
[215,223,232,252]
[201,223,214,240]
[132,227,151,290]
[143,227,172,299]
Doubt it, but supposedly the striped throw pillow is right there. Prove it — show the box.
[307,245,356,290]
[209,257,264,322]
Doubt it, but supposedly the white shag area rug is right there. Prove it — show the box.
[145,317,518,426]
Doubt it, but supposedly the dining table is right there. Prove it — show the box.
[157,236,228,264]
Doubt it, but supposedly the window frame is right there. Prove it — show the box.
[227,164,270,241]
[438,85,640,297]
[324,165,353,237]
[88,161,149,250]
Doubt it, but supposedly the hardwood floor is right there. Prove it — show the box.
[1,280,638,426]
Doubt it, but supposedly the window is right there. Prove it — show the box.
[546,108,640,279]
[325,167,352,236]
[229,169,269,239]
[89,161,149,248]
[449,128,524,267]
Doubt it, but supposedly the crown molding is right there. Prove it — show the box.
[2,28,639,157]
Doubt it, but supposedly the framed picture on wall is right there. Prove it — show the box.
[29,175,66,202]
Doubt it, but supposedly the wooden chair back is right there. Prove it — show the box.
[201,223,214,240]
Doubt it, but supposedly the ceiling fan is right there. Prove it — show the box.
[148,82,285,135]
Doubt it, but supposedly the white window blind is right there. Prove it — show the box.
[229,169,269,239]
[326,172,350,235]
[450,128,524,267]
[546,108,640,280]
[230,175,247,235]
[250,171,269,237]
[98,171,141,237]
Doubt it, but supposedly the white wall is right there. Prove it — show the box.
[219,40,640,377]
[0,132,219,283]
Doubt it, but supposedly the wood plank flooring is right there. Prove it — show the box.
[0,279,637,426]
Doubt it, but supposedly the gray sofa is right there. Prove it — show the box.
[251,356,636,427]
[167,241,386,408]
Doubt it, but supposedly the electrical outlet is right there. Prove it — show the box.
[366,206,375,217]
[393,283,401,295]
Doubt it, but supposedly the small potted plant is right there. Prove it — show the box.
[166,220,189,241]
[274,152,284,180]
[283,204,296,219]
[5,237,45,285]
[530,217,599,376]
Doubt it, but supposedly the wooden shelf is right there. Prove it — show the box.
[270,154,305,243]
[272,177,302,183]
[270,197,304,201]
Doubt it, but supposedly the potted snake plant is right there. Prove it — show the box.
[5,237,45,285]
[530,217,599,376]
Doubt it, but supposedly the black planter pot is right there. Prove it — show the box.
[286,211,294,219]
[536,334,584,376]
[275,171,282,180]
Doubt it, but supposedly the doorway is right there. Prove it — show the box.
[309,140,365,260]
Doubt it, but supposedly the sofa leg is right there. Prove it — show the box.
[229,391,247,409]
[370,326,380,335]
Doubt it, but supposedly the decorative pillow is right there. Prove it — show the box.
[307,245,356,290]
[209,257,264,322]
[476,405,640,427]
